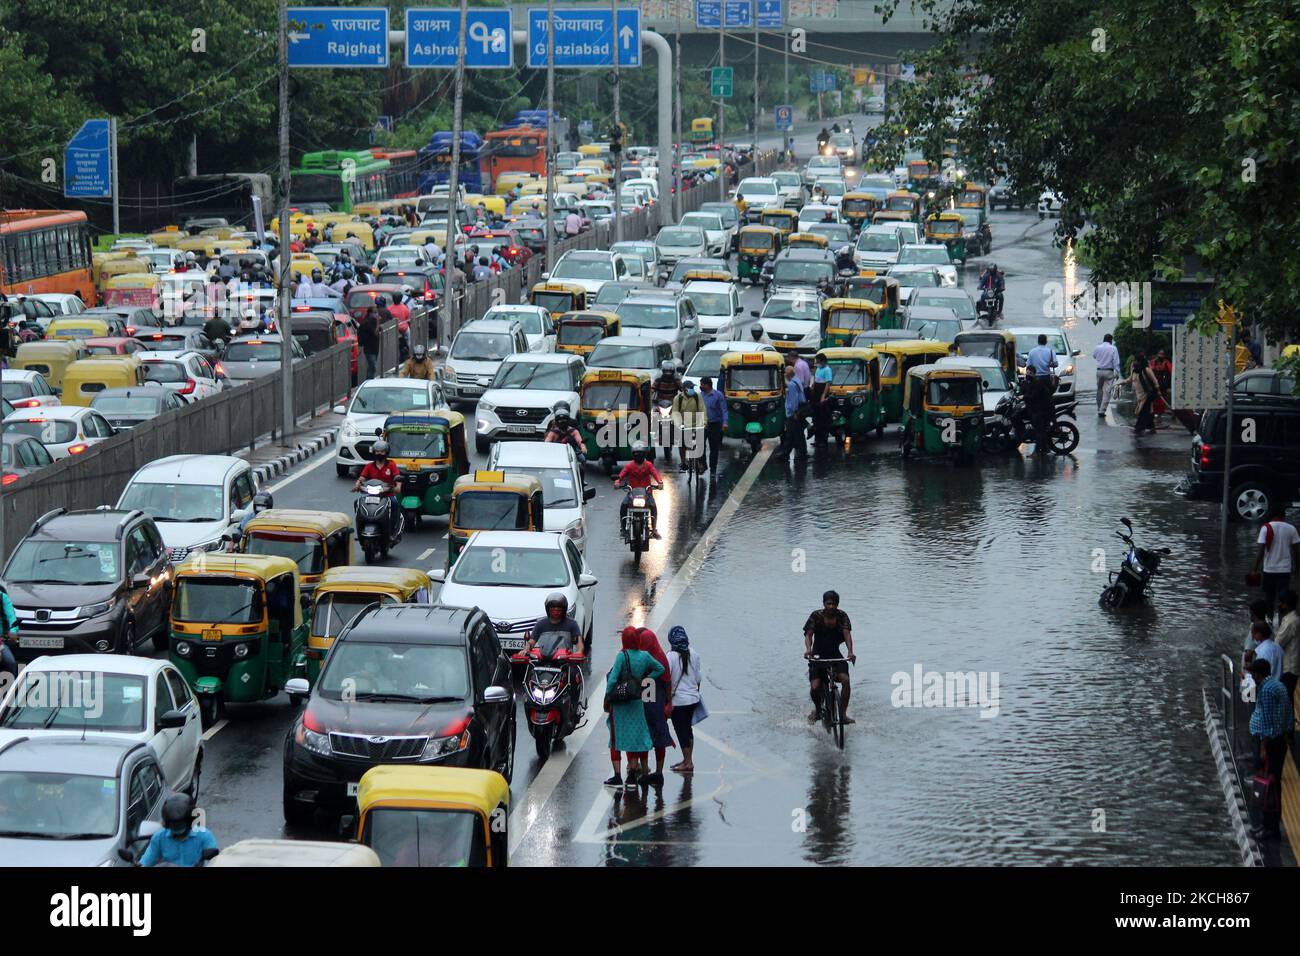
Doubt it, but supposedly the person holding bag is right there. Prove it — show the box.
[636,628,675,787]
[604,627,664,791]
[667,626,707,773]
[1130,352,1160,436]
[0,581,17,681]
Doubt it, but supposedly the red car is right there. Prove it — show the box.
[466,229,534,269]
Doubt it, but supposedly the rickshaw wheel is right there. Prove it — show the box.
[405,510,421,531]
[747,436,761,455]
[198,695,221,729]
[875,424,885,438]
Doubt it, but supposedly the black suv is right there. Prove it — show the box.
[282,604,515,825]
[1180,396,1300,521]
[2,508,173,661]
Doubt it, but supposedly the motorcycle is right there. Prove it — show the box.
[514,640,586,760]
[976,288,1002,325]
[620,483,662,566]
[354,481,404,563]
[985,385,1080,455]
[1099,518,1171,609]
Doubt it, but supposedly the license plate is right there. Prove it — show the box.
[460,386,482,396]
[19,636,62,649]
[365,496,383,504]
[201,628,222,642]
[346,782,359,797]
[500,637,525,650]
[507,425,535,434]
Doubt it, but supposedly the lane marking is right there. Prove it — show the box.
[417,547,436,562]
[263,443,339,494]
[509,443,773,855]
[202,718,228,741]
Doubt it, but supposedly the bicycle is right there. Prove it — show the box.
[807,656,852,750]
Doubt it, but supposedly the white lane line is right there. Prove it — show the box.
[509,443,773,855]
[417,547,436,562]
[202,718,228,741]
[575,776,753,843]
[263,444,338,494]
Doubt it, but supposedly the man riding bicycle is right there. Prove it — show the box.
[804,589,855,724]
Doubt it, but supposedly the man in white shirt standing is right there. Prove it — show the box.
[1093,333,1121,416]
[1253,506,1300,617]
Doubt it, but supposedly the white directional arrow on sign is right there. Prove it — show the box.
[288,31,310,42]
[619,24,635,47]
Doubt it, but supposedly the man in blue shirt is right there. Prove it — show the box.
[1025,334,1058,376]
[699,376,728,480]
[777,365,808,461]
[811,353,834,446]
[1249,658,1292,840]
[140,794,219,867]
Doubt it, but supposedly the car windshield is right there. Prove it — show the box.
[809,158,839,170]
[681,215,722,231]
[658,228,703,246]
[763,297,820,321]
[809,224,851,244]
[915,294,976,320]
[773,261,833,284]
[143,362,186,383]
[224,342,282,362]
[858,233,899,252]
[454,491,529,530]
[490,361,569,390]
[830,135,853,147]
[739,180,777,196]
[0,770,119,839]
[929,377,982,406]
[0,672,147,733]
[618,303,678,330]
[827,308,873,332]
[907,318,963,341]
[487,310,543,335]
[827,360,868,385]
[700,205,738,225]
[772,173,801,187]
[5,420,77,445]
[1014,333,1069,356]
[245,532,323,576]
[967,366,1008,390]
[386,428,447,458]
[173,577,262,623]
[553,256,614,281]
[727,366,780,390]
[612,244,653,266]
[351,385,430,414]
[819,181,846,196]
[891,269,939,288]
[5,539,118,585]
[364,807,484,867]
[451,545,569,587]
[451,332,512,362]
[686,350,733,379]
[137,335,186,351]
[319,642,468,702]
[1,382,34,400]
[118,481,224,522]
[507,466,579,508]
[311,592,394,638]
[582,381,636,409]
[684,291,731,315]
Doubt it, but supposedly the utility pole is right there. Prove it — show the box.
[611,0,622,243]
[109,117,120,236]
[718,14,725,202]
[442,0,469,353]
[783,19,789,159]
[545,0,556,271]
[752,7,758,149]
[276,0,293,441]
[674,9,682,221]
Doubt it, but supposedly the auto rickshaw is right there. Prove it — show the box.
[384,411,469,525]
[577,143,605,158]
[840,193,880,233]
[759,208,799,240]
[11,340,89,391]
[900,363,985,459]
[495,172,542,196]
[95,255,150,293]
[955,328,1018,385]
[169,553,310,725]
[209,840,381,867]
[61,356,146,406]
[816,346,885,446]
[241,509,354,595]
[509,199,549,220]
[584,174,613,192]
[720,351,785,454]
[356,766,510,868]
[531,281,587,319]
[788,232,830,251]
[554,311,620,357]
[287,253,326,282]
[737,225,781,284]
[925,212,968,264]
[871,209,913,229]
[103,273,161,309]
[690,117,715,144]
[907,160,936,191]
[146,226,185,248]
[46,316,114,341]
[956,183,988,214]
[820,297,883,348]
[305,565,433,685]
[287,309,339,356]
[447,470,545,563]
[874,339,953,425]
[464,194,508,218]
[577,369,655,475]
[679,268,733,285]
[885,191,921,222]
[842,275,901,328]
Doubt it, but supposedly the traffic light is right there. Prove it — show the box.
[609,122,626,153]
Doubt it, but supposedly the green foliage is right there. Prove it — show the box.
[1112,312,1170,374]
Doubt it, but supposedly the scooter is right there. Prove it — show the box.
[354,481,404,563]
[514,641,586,760]
[976,288,1002,325]
[619,483,662,566]
[1099,518,1171,609]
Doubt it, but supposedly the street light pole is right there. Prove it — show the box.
[674,8,682,221]
[277,0,294,441]
[442,0,469,354]
[718,12,725,202]
[545,0,556,270]
[612,0,622,243]
[752,6,758,148]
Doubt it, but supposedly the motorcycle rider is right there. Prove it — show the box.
[817,127,830,152]
[139,793,218,867]
[749,322,772,346]
[520,592,585,658]
[614,442,664,539]
[352,439,400,536]
[651,360,682,455]
[399,343,435,380]
[978,263,1005,317]
[544,402,588,463]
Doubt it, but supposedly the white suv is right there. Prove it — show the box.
[488,440,595,553]
[544,250,629,296]
[116,454,258,560]
[474,353,584,453]
[442,319,530,405]
[334,377,448,476]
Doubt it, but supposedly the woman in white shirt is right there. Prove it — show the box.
[667,626,703,773]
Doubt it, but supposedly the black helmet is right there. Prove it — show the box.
[552,401,571,417]
[750,323,764,339]
[162,793,195,836]
[544,592,569,618]
[371,440,390,459]
[253,491,273,512]
[375,295,388,307]
[631,441,648,462]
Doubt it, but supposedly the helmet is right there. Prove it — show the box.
[412,344,427,362]
[371,440,390,458]
[311,269,322,280]
[659,360,676,374]
[544,592,569,620]
[162,793,196,837]
[375,295,388,307]
[401,285,415,298]
[750,323,765,339]
[253,491,273,512]
[631,441,648,462]
[552,401,571,417]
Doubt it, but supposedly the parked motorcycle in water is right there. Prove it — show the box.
[985,385,1080,455]
[1099,517,1171,609]
[354,481,404,563]
[514,638,586,760]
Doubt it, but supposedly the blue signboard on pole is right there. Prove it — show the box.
[810,71,836,93]
[527,7,641,68]
[695,0,753,28]
[756,0,783,28]
[64,119,112,199]
[773,104,793,131]
[406,8,513,68]
[286,6,389,68]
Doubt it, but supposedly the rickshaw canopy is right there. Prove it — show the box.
[788,232,830,249]
[357,765,509,818]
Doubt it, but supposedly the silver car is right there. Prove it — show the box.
[219,334,306,384]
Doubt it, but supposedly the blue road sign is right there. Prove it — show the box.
[64,119,111,199]
[286,6,389,68]
[756,0,783,28]
[774,104,793,131]
[695,0,753,28]
[406,8,513,69]
[527,7,641,68]
[810,70,837,93]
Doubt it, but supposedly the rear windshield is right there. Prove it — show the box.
[5,419,77,444]
[144,362,186,383]
[224,342,282,362]
[92,396,159,416]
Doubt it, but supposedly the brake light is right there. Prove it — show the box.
[247,340,264,345]
[293,305,311,312]
[125,326,137,336]
[179,379,197,394]
[1199,443,1211,467]
[151,334,163,340]
[24,417,43,423]
[214,362,227,377]
[2,473,18,486]
[68,443,89,455]
[15,399,40,408]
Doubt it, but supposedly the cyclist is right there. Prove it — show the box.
[804,589,855,724]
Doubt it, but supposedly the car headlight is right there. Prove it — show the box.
[342,420,359,439]
[851,394,865,406]
[295,721,331,756]
[77,599,116,617]
[422,730,470,761]
[175,641,193,658]
[233,642,251,659]
[1062,364,1074,376]
[478,399,495,413]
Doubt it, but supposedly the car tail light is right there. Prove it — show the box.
[1199,443,1211,467]
[214,362,227,377]
[125,326,137,336]
[68,443,89,455]
[15,399,40,408]
[2,473,18,486]
[179,379,197,394]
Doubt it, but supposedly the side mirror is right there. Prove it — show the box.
[284,677,310,697]
[333,404,346,414]
[1072,348,1082,357]
[578,572,598,588]
[134,820,162,845]
[430,568,447,582]
[584,485,596,502]
[300,593,312,609]
[230,508,249,524]
[750,309,760,318]
[131,574,151,591]
[117,848,137,864]
[540,272,550,281]
[157,709,187,730]
[1121,517,1133,530]
[483,685,511,705]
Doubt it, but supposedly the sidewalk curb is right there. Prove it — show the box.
[251,431,337,486]
[1202,689,1264,866]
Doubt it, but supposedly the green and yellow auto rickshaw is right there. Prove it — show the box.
[871,209,914,231]
[925,212,968,264]
[840,193,879,234]
[885,191,921,222]
[759,208,799,241]
[787,232,830,252]
[383,411,469,526]
[447,470,546,563]
[900,364,985,459]
[356,766,510,867]
[720,350,785,454]
[240,510,354,596]
[531,281,587,319]
[874,339,952,425]
[737,225,781,284]
[556,311,621,357]
[169,553,310,725]
[820,297,883,348]
[955,328,1018,386]
[305,565,433,685]
[956,182,988,214]
[907,160,936,192]
[841,276,901,328]
[817,347,885,447]
[577,368,655,475]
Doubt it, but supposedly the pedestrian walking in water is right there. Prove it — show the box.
[1251,506,1299,617]
[636,627,675,787]
[1093,333,1121,415]
[667,626,705,773]
[1249,657,1292,841]
[604,627,664,791]
[1130,352,1159,435]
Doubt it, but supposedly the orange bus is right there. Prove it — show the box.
[480,127,546,194]
[0,210,96,306]
[369,148,423,198]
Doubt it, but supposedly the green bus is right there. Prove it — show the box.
[291,150,391,213]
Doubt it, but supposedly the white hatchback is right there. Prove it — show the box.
[138,349,222,402]
[334,377,449,477]
[2,406,115,460]
[488,441,595,553]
